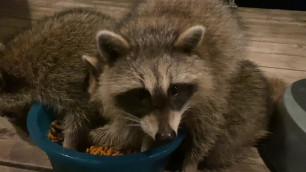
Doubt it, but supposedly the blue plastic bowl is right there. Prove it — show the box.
[27,102,185,172]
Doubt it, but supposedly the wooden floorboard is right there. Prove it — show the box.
[0,117,52,171]
[0,0,306,171]
[237,8,306,22]
[246,40,306,58]
[247,51,306,71]
[260,67,306,84]
[243,23,306,45]
[0,165,37,172]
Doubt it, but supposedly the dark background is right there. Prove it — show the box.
[236,0,306,11]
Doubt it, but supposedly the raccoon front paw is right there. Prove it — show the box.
[63,138,77,150]
[89,125,118,148]
[62,121,79,150]
[62,132,78,150]
[141,136,154,152]
[182,162,200,172]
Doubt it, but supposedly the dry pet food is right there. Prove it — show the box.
[48,120,134,156]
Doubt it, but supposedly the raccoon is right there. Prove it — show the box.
[0,8,116,150]
[84,0,284,171]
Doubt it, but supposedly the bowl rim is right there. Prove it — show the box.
[27,102,185,165]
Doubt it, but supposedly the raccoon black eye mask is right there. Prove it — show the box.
[168,84,197,110]
[115,83,197,117]
[115,88,152,117]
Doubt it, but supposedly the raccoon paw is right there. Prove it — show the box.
[89,125,116,148]
[62,131,78,150]
[182,162,200,172]
[62,123,79,150]
[0,42,5,52]
[141,136,154,152]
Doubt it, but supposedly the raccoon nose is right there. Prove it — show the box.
[155,130,176,144]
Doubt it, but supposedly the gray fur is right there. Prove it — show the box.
[0,1,285,171]
[0,8,116,150]
[87,0,284,171]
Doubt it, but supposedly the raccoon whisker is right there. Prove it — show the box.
[182,104,191,112]
[119,111,141,121]
[117,115,140,123]
[119,112,140,120]
[126,124,141,127]
[181,104,192,118]
[117,116,140,123]
[181,114,211,123]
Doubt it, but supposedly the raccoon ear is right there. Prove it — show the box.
[82,55,100,77]
[82,55,101,94]
[174,25,206,53]
[96,30,130,63]
[0,42,5,52]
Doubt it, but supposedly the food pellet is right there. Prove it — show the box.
[48,120,135,156]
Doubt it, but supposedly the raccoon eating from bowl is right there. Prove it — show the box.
[83,0,285,171]
[0,8,116,151]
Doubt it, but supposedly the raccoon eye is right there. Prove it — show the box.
[115,88,152,117]
[168,83,197,110]
[136,89,150,101]
[169,86,179,96]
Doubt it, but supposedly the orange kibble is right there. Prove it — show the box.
[84,145,134,156]
[91,150,99,155]
[51,121,57,126]
[97,147,102,154]
[89,146,95,152]
[48,132,53,138]
[91,147,100,155]
[112,152,120,156]
[50,127,56,134]
[106,148,112,155]
[48,120,136,156]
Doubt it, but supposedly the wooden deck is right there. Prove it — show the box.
[0,0,305,171]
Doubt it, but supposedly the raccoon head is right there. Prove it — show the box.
[83,25,212,144]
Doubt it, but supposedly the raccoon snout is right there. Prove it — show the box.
[155,130,176,144]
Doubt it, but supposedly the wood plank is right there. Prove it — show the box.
[2,7,306,46]
[246,51,306,71]
[0,139,52,171]
[0,0,130,42]
[238,8,306,46]
[242,20,306,45]
[246,40,306,58]
[0,165,37,172]
[239,16,306,27]
[260,67,306,84]
[0,0,132,20]
[54,1,128,19]
[237,8,306,24]
[0,117,52,171]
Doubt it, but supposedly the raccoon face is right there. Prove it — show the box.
[115,81,197,143]
[83,25,209,144]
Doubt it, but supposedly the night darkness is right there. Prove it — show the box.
[236,0,306,11]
